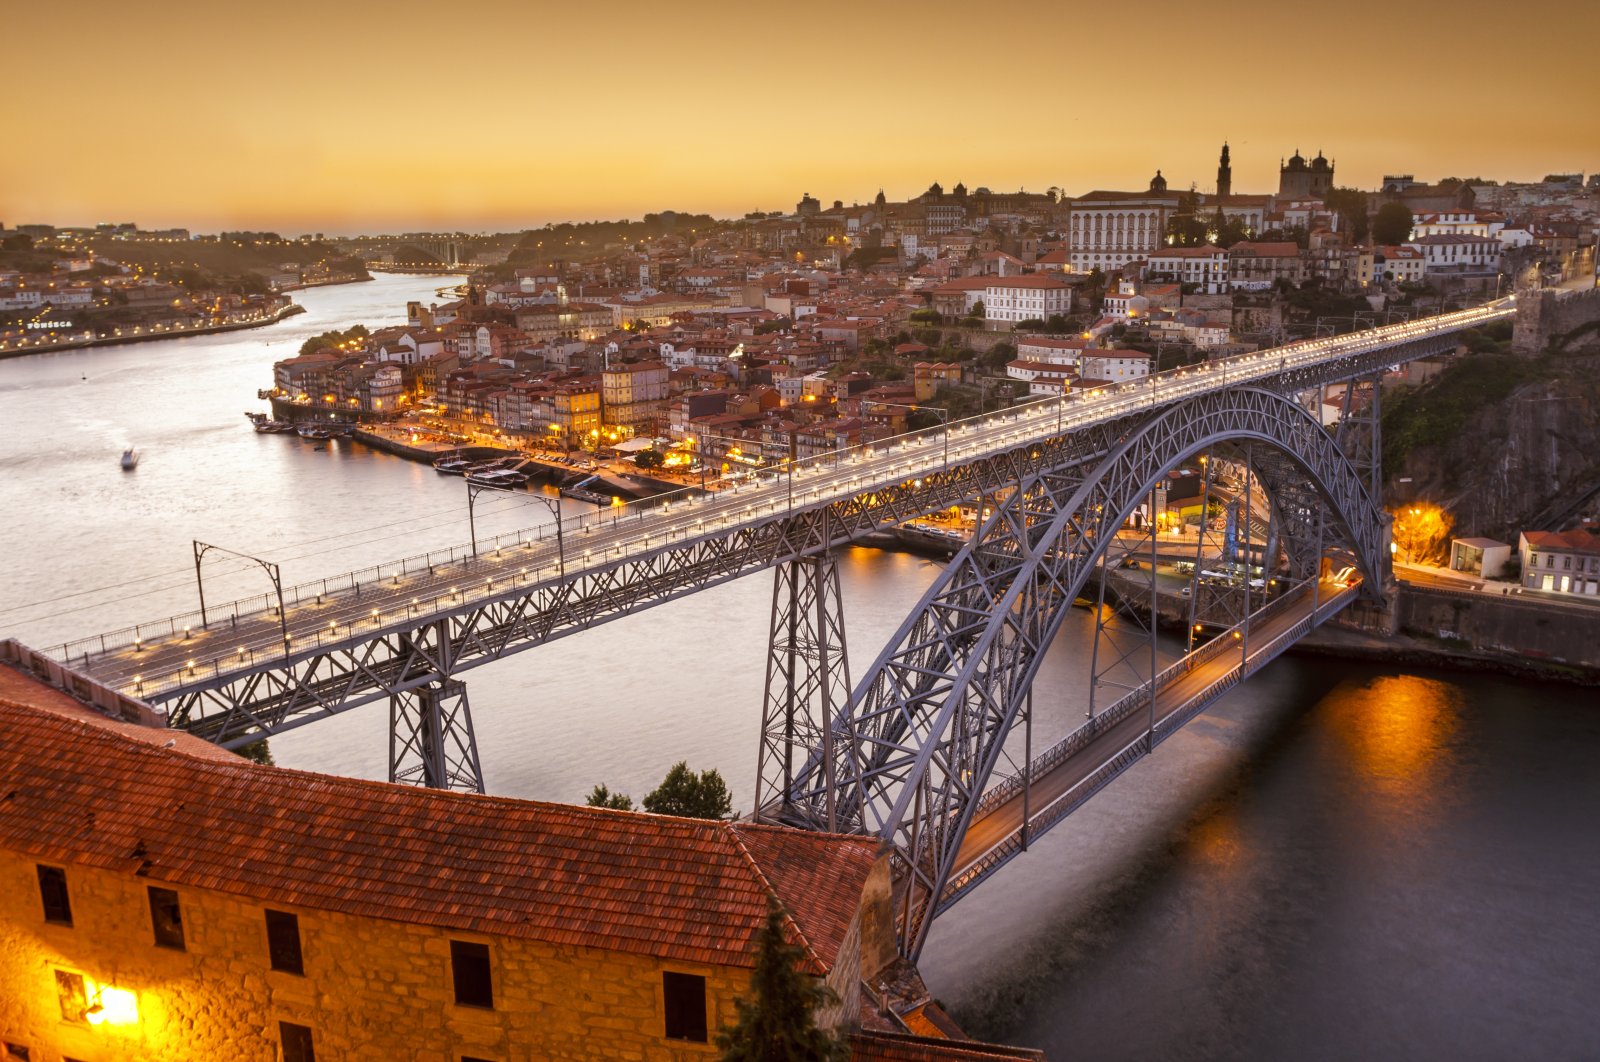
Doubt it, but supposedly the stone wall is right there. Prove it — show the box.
[1512,286,1600,356]
[1395,585,1600,670]
[0,853,754,1061]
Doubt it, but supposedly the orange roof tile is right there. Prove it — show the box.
[0,689,879,973]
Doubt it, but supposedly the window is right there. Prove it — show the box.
[1530,552,1538,567]
[450,940,493,1008]
[265,910,304,974]
[1563,556,1572,569]
[279,1022,315,1062]
[55,970,87,1024]
[663,971,708,1043]
[37,866,72,926]
[148,887,184,950]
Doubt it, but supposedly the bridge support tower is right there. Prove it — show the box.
[390,679,485,793]
[755,552,851,831]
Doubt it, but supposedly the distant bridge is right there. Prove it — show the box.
[33,298,1516,957]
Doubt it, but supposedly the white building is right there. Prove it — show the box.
[1080,351,1151,382]
[1405,234,1501,275]
[1144,246,1231,294]
[1411,211,1492,238]
[1016,335,1090,366]
[982,275,1073,326]
[1519,529,1600,596]
[1374,246,1426,284]
[1067,180,1180,272]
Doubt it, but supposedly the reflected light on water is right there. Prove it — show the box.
[1331,673,1462,799]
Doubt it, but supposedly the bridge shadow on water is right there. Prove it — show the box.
[925,653,1435,1057]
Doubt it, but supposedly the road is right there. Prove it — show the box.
[947,579,1355,892]
[47,300,1511,703]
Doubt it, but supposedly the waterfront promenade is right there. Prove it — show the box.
[0,300,304,359]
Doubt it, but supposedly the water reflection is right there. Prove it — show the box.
[1329,673,1462,802]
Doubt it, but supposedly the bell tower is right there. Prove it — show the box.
[1217,142,1232,199]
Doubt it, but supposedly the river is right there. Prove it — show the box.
[2,272,1595,1059]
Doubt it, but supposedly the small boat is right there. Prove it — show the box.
[121,449,140,470]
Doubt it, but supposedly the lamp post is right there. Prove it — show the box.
[466,476,567,577]
[873,399,951,469]
[193,540,290,661]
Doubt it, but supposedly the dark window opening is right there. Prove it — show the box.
[148,887,185,950]
[3,1044,31,1061]
[54,970,87,1024]
[450,940,493,1009]
[265,909,304,974]
[279,1021,315,1062]
[37,865,72,926]
[663,971,708,1043]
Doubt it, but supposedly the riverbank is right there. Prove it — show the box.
[1295,619,1600,685]
[0,301,305,360]
[277,273,373,293]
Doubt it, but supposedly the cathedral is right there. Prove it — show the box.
[1279,149,1334,198]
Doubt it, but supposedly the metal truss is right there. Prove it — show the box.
[155,426,1115,748]
[786,387,1389,958]
[67,318,1467,750]
[755,553,852,831]
[390,678,483,793]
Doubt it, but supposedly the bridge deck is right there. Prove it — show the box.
[47,301,1507,708]
[939,579,1356,908]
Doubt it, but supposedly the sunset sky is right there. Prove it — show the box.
[6,0,1596,234]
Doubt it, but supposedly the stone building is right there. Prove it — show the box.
[0,664,898,1062]
[1277,149,1334,198]
[1066,174,1180,273]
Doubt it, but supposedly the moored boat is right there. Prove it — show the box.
[120,449,139,470]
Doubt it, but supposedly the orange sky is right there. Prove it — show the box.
[5,0,1596,234]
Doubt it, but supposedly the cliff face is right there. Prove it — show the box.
[1387,354,1600,540]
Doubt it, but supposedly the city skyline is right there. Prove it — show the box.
[5,0,1597,234]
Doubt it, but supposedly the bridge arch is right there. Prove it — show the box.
[810,387,1388,955]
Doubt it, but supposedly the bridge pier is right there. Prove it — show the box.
[389,678,485,793]
[755,551,851,830]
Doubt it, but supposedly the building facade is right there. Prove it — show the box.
[0,676,891,1062]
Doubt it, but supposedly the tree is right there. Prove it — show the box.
[634,449,665,470]
[1323,186,1371,244]
[238,740,274,766]
[716,903,847,1062]
[642,761,733,819]
[1373,202,1414,246]
[586,784,634,811]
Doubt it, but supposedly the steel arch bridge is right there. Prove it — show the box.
[761,386,1386,957]
[27,300,1517,955]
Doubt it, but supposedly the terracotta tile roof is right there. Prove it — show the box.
[850,1031,1046,1061]
[0,689,880,973]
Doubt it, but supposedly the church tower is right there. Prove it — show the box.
[1217,142,1232,199]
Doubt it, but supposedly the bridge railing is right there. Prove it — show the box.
[44,301,1512,667]
[969,583,1313,821]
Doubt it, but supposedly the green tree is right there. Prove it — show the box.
[716,903,847,1062]
[643,762,733,819]
[1373,202,1414,246]
[238,739,274,766]
[634,449,665,470]
[586,784,634,811]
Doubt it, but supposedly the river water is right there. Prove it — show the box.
[2,273,1595,1058]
